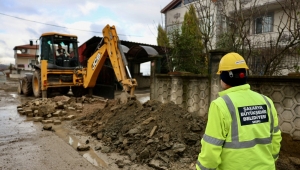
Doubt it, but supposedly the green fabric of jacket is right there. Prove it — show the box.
[196,84,282,170]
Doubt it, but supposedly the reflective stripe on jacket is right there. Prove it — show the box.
[196,84,281,170]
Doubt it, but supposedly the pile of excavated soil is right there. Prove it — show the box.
[12,82,300,170]
[72,99,206,168]
[72,98,300,170]
[276,133,300,170]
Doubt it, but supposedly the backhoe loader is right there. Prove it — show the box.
[18,24,137,99]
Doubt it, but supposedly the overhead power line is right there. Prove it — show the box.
[0,12,146,37]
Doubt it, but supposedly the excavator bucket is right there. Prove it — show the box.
[116,91,136,104]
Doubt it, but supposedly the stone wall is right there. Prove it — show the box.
[151,51,300,137]
[153,74,209,117]
[248,76,300,137]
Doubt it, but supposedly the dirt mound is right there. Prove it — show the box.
[15,90,300,169]
[72,98,300,170]
[73,99,206,167]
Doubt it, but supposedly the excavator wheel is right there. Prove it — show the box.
[32,70,42,97]
[71,86,84,97]
[17,80,23,95]
[21,76,33,96]
[60,86,70,95]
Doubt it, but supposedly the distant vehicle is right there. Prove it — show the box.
[0,71,6,82]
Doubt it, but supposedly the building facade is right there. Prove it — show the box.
[13,44,39,71]
[161,0,300,75]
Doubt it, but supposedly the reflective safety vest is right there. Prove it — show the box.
[196,84,281,170]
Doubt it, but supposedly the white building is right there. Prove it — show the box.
[161,0,300,75]
[13,44,39,71]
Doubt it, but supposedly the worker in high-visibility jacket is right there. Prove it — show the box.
[196,52,282,170]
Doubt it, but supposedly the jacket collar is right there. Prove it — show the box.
[218,84,250,97]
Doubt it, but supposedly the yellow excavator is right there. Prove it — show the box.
[18,24,137,99]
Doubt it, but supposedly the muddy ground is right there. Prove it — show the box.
[2,78,300,170]
[0,80,101,170]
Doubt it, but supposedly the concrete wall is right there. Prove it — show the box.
[134,74,151,89]
[8,70,34,79]
[248,76,300,137]
[153,74,209,118]
[165,5,187,26]
[151,51,300,137]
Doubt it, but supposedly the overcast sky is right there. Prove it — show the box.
[0,0,170,73]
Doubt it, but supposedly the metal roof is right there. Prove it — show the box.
[79,36,166,63]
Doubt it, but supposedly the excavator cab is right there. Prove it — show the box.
[23,32,84,98]
[38,32,79,68]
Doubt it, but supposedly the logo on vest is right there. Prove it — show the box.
[238,105,269,126]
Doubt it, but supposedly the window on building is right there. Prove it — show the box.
[184,0,197,5]
[255,14,273,34]
[17,64,25,69]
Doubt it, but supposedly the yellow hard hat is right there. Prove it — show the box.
[217,52,249,74]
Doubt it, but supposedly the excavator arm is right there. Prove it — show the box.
[76,24,137,97]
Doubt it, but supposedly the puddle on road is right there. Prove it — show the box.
[10,93,17,98]
[55,128,108,169]
[0,105,36,142]
[83,150,107,167]
[69,135,81,148]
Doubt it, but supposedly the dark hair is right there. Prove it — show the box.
[220,68,247,87]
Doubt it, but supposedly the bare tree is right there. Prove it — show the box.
[193,0,300,75]
[191,0,218,55]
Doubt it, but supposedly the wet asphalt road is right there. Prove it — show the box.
[0,80,102,170]
[0,79,151,170]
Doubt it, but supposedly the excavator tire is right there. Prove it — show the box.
[22,76,33,96]
[60,86,70,95]
[17,80,23,95]
[32,70,42,97]
[71,86,84,97]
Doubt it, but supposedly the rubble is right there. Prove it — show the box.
[17,96,107,125]
[53,120,61,125]
[43,125,52,131]
[77,145,90,151]
[73,99,206,168]
[15,94,300,170]
[33,117,43,122]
